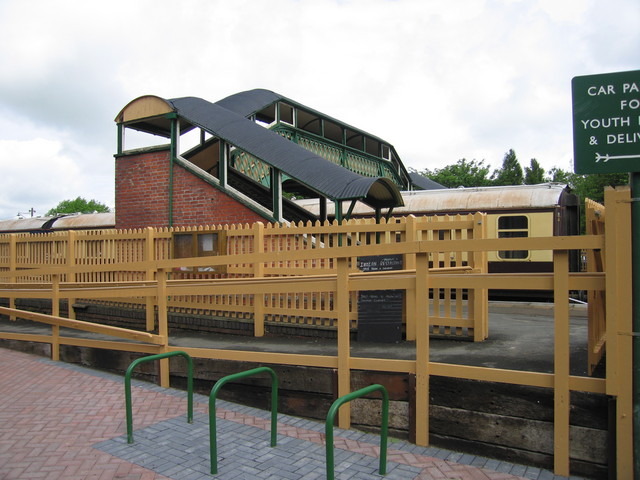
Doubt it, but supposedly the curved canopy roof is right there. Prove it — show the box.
[215,89,283,118]
[215,89,395,146]
[116,92,403,210]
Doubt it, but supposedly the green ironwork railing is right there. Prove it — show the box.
[325,384,389,480]
[124,351,193,444]
[209,367,278,474]
[273,125,405,188]
[229,125,406,190]
[230,150,272,187]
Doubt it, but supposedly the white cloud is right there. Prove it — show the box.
[0,139,79,215]
[0,0,638,219]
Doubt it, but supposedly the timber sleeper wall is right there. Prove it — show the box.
[6,299,341,339]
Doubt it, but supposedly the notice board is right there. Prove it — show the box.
[357,254,403,342]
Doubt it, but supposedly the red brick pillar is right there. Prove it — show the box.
[115,147,171,229]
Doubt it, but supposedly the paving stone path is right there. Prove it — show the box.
[0,348,580,479]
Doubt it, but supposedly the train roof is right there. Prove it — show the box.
[51,213,115,230]
[294,183,575,217]
[0,184,574,233]
[0,217,56,233]
[0,213,115,234]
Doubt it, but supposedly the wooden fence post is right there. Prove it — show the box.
[156,268,170,388]
[471,212,488,341]
[553,250,570,476]
[404,215,418,341]
[336,256,351,429]
[253,222,265,337]
[145,227,156,331]
[414,251,430,446]
[604,186,633,478]
[67,230,76,320]
[51,273,60,362]
[9,234,16,320]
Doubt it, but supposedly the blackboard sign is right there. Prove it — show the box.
[357,255,403,342]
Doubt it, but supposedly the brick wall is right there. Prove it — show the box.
[171,162,265,227]
[115,147,266,229]
[115,148,171,229]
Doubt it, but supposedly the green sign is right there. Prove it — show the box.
[572,69,640,174]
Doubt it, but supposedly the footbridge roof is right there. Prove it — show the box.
[116,91,404,210]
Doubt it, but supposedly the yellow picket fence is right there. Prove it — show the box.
[0,214,488,341]
[0,186,633,477]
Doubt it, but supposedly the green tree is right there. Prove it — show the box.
[419,159,493,188]
[46,197,111,216]
[492,149,523,186]
[568,172,629,206]
[548,167,572,183]
[524,158,547,184]
[561,172,628,233]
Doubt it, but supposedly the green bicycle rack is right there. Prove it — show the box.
[325,384,389,480]
[124,351,193,444]
[209,366,278,474]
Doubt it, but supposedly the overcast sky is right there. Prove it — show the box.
[0,0,637,220]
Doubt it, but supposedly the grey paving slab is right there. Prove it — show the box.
[94,411,414,480]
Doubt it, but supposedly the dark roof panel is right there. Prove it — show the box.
[168,96,402,208]
[214,89,283,117]
[409,173,447,190]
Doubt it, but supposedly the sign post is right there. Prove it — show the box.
[572,69,640,477]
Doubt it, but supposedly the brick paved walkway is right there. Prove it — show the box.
[0,348,580,480]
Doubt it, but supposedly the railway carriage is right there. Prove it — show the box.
[295,182,581,285]
[0,184,580,295]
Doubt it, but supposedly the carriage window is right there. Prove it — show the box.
[497,215,529,259]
